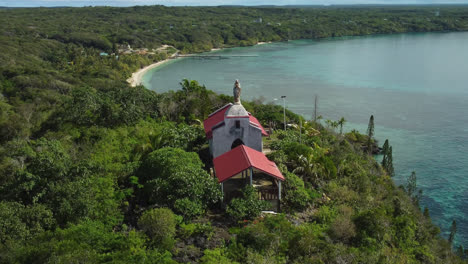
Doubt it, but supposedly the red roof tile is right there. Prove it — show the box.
[203,103,268,138]
[248,113,268,136]
[213,145,284,183]
[203,104,232,139]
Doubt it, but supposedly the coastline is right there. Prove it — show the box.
[127,42,272,87]
[257,41,272,45]
[127,58,174,87]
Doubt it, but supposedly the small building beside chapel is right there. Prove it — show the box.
[203,80,284,211]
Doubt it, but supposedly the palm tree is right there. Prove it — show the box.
[293,143,329,184]
[293,153,321,183]
[331,120,339,132]
[303,121,320,136]
[338,117,346,135]
[132,131,169,161]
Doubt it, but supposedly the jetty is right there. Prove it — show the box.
[175,54,258,59]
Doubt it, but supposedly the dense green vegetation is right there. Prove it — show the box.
[2,5,468,55]
[1,4,468,263]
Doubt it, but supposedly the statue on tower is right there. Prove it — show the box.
[233,80,242,104]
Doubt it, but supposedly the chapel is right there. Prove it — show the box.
[203,80,285,211]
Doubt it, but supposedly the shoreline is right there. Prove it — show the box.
[127,46,224,87]
[127,33,440,88]
[127,58,174,87]
[127,42,272,87]
[257,41,272,45]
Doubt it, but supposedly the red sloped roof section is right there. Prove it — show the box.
[243,146,284,181]
[248,113,268,136]
[213,145,251,183]
[213,145,284,183]
[203,104,232,139]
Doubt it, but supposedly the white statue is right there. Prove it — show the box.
[233,80,241,104]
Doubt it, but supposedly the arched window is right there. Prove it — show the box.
[231,138,244,149]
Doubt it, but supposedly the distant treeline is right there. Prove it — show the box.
[1,5,468,54]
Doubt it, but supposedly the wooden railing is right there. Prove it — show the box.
[257,187,278,201]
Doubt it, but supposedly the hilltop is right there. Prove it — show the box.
[0,5,467,263]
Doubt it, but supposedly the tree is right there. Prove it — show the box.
[386,146,395,177]
[406,171,417,198]
[331,121,339,132]
[381,139,389,167]
[423,207,430,218]
[338,117,346,135]
[381,140,395,177]
[138,147,222,217]
[366,115,374,154]
[293,153,325,184]
[405,171,422,205]
[132,130,170,160]
[292,143,331,184]
[325,119,339,132]
[449,220,457,244]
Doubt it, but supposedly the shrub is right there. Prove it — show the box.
[200,248,235,264]
[138,208,177,250]
[318,155,337,179]
[289,223,327,259]
[326,181,359,204]
[314,205,337,224]
[281,172,312,212]
[282,142,313,161]
[329,214,356,243]
[178,222,214,239]
[266,150,288,167]
[7,220,165,263]
[235,215,296,258]
[354,208,390,248]
[226,186,270,222]
[174,198,204,220]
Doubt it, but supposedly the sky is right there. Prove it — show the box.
[1,0,467,7]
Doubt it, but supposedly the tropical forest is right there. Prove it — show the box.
[1,5,468,263]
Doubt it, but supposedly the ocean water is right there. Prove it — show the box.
[144,32,468,247]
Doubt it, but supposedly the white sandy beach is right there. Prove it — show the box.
[127,42,271,87]
[127,59,173,87]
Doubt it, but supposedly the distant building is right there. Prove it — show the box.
[203,80,284,211]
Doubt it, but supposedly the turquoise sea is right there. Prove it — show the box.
[143,32,468,247]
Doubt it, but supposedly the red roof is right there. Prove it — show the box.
[203,104,268,139]
[213,145,284,183]
[249,113,268,136]
[203,104,232,139]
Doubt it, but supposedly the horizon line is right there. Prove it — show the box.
[2,3,468,8]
